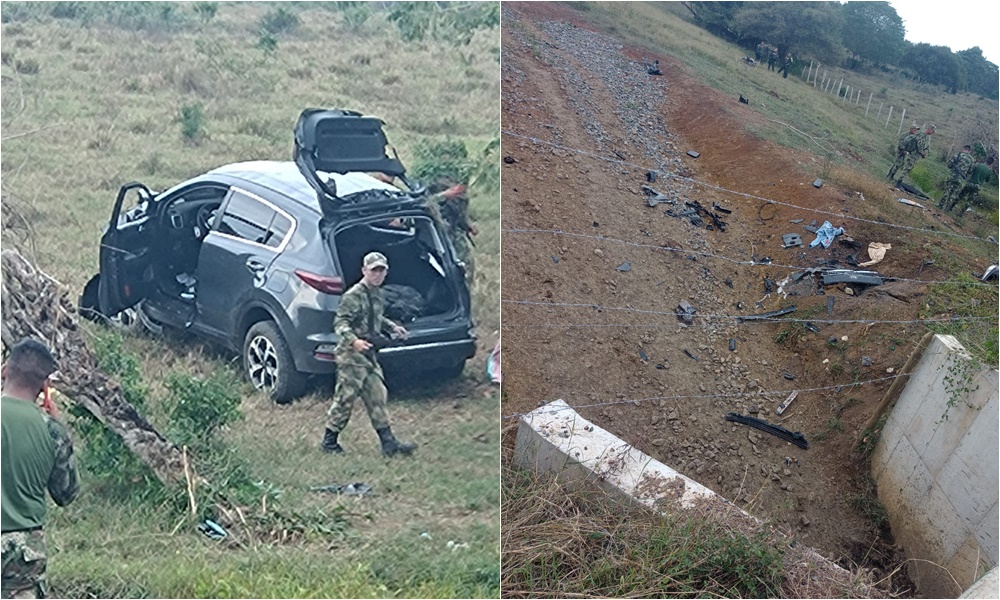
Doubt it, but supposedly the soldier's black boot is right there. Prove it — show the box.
[377,427,416,457]
[320,428,344,454]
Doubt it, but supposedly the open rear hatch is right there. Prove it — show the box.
[293,108,424,217]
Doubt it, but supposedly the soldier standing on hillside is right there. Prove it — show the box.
[914,123,935,161]
[779,51,793,78]
[2,339,79,599]
[427,176,478,289]
[767,45,778,72]
[887,123,920,186]
[940,145,977,212]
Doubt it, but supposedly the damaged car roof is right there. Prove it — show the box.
[207,161,401,213]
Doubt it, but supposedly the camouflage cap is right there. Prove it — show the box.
[363,252,388,270]
[926,123,936,131]
[910,122,919,129]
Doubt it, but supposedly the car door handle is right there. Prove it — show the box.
[246,259,266,273]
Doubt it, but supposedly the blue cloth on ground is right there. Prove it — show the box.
[809,221,844,249]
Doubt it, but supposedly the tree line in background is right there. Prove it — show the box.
[681,1,999,99]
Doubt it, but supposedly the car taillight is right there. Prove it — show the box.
[295,270,344,294]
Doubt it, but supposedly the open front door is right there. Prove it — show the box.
[98,182,156,315]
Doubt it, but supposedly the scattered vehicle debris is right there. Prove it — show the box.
[813,179,823,188]
[616,261,632,272]
[551,256,559,263]
[897,181,930,200]
[687,150,700,158]
[861,356,872,367]
[642,185,673,207]
[782,233,803,248]
[775,390,799,415]
[676,300,697,325]
[783,372,795,380]
[613,150,626,160]
[724,277,733,288]
[982,265,998,281]
[593,221,599,227]
[725,412,809,449]
[827,296,834,314]
[646,171,657,182]
[858,242,891,267]
[645,59,663,75]
[821,269,884,287]
[503,155,518,164]
[656,363,666,369]
[739,305,797,322]
[729,338,736,352]
[639,348,648,362]
[803,322,820,333]
[764,276,774,293]
[310,482,374,497]
[897,198,925,209]
[712,203,732,214]
[809,221,845,248]
[739,94,750,104]
[684,349,700,361]
[789,218,804,224]
[197,519,228,540]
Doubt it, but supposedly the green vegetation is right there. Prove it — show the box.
[502,465,786,598]
[2,2,498,597]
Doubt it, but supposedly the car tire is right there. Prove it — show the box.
[243,321,305,404]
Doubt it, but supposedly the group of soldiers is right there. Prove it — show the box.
[889,122,995,215]
[939,147,996,214]
[754,41,793,78]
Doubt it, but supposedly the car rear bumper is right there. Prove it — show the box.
[298,337,477,374]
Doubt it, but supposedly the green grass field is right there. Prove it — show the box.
[2,2,499,597]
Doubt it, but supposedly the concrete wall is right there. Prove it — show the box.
[871,334,999,598]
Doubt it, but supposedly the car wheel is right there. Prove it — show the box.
[78,274,138,331]
[243,321,305,404]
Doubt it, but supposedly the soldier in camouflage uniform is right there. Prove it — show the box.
[887,123,920,186]
[2,339,79,599]
[767,45,778,71]
[320,252,416,457]
[955,156,996,214]
[427,176,478,289]
[939,145,976,212]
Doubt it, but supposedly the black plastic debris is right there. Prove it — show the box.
[646,171,657,182]
[729,338,736,352]
[803,322,820,333]
[764,277,774,293]
[821,269,884,287]
[983,265,998,281]
[551,256,559,263]
[639,349,648,362]
[724,277,733,288]
[656,363,666,370]
[684,349,700,361]
[503,155,517,164]
[813,178,823,188]
[739,305,797,322]
[739,94,749,104]
[725,413,809,449]
[687,150,700,158]
[861,356,872,367]
[676,300,697,325]
[803,225,819,234]
[783,372,796,380]
[789,219,804,224]
[593,221,600,227]
[642,185,673,207]
[613,150,626,160]
[782,233,803,248]
[616,261,632,272]
[713,203,732,214]
[827,297,835,314]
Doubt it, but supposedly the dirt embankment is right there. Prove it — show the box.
[498,2,964,585]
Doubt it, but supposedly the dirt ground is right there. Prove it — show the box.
[499,2,987,585]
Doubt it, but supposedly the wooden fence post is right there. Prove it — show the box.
[897,108,907,135]
[865,92,873,116]
[885,105,893,128]
[877,101,883,120]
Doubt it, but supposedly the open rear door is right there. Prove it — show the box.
[98,182,156,315]
[293,108,410,211]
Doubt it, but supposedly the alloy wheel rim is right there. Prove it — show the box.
[247,335,279,390]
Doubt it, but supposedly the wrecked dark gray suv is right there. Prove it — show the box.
[81,109,476,403]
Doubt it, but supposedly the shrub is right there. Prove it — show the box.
[192,1,218,23]
[163,371,242,443]
[258,6,299,35]
[178,103,204,140]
